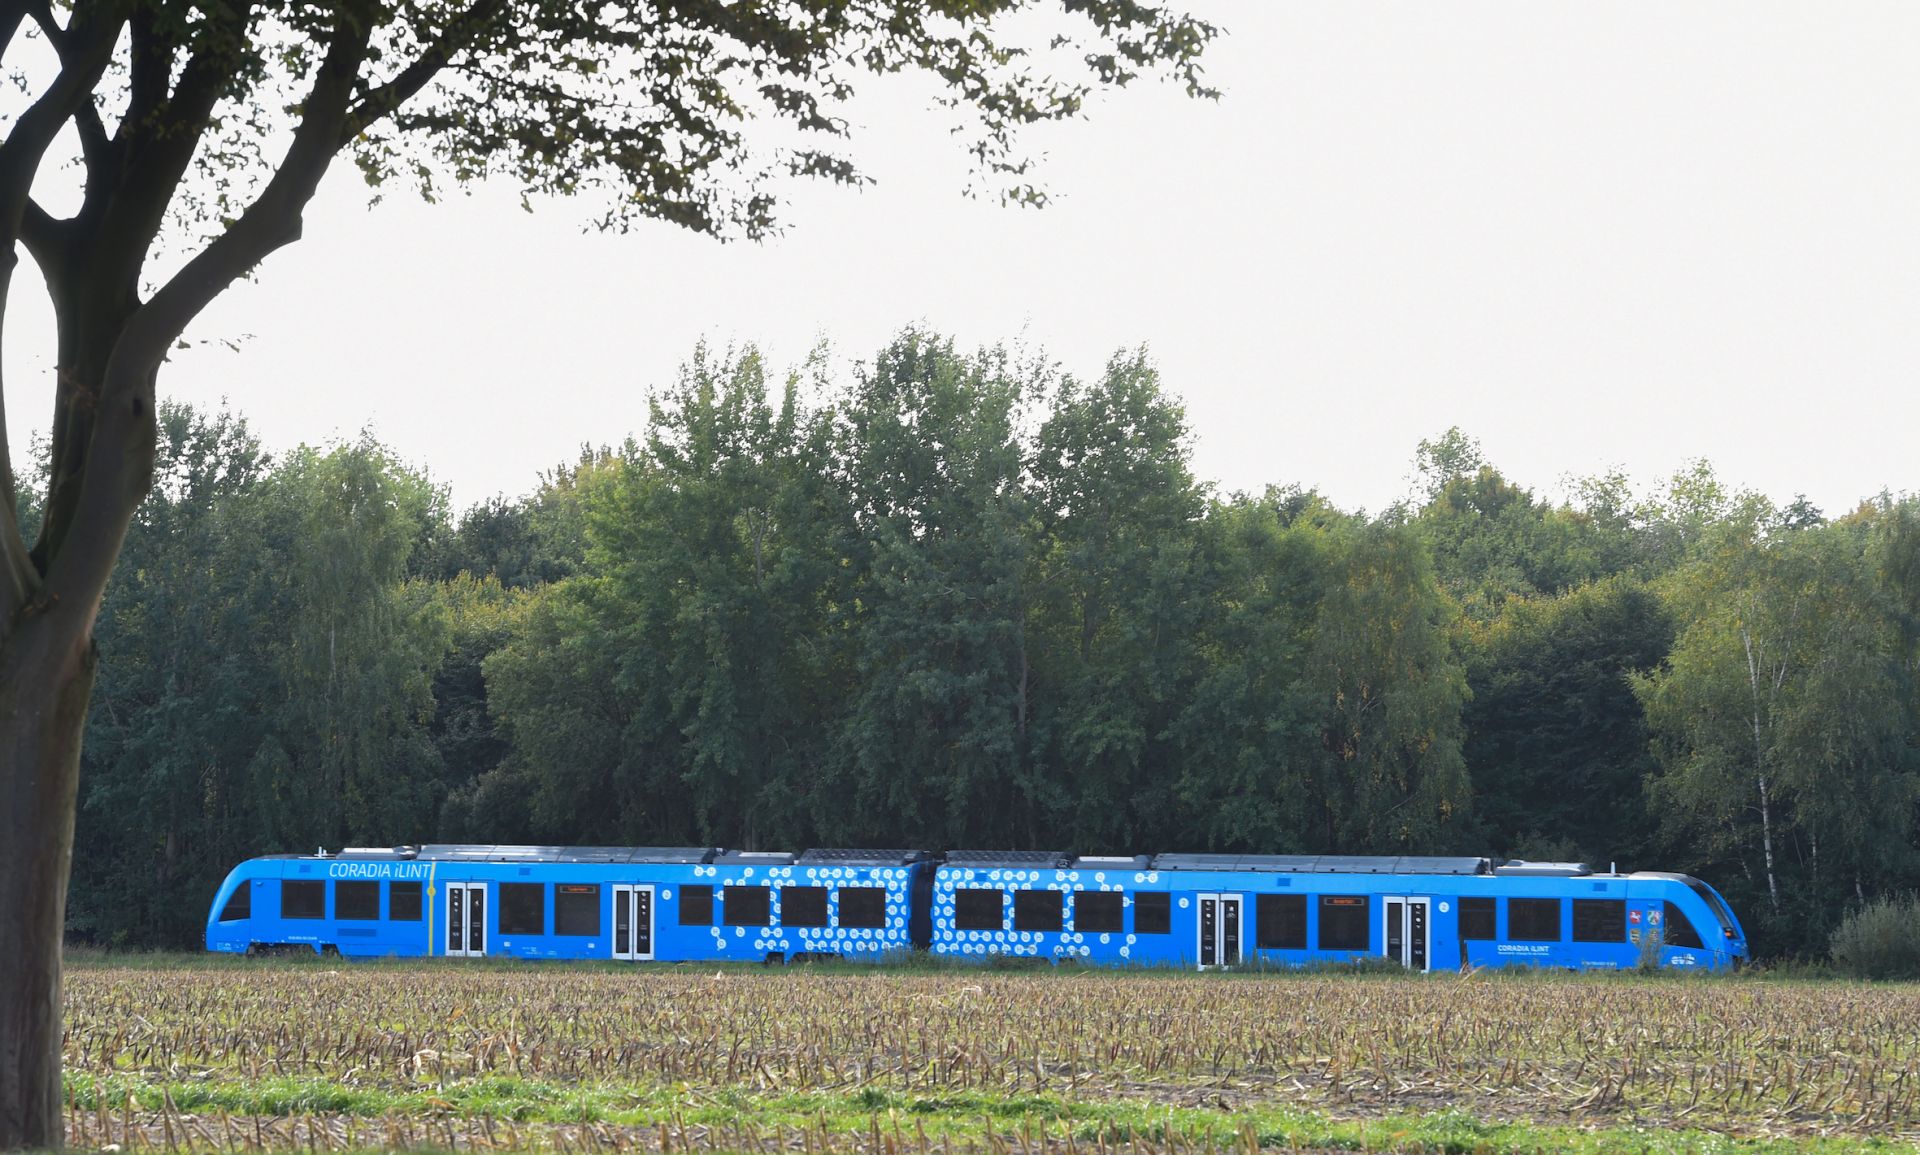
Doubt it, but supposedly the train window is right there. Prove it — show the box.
[783,886,830,928]
[1317,895,1369,951]
[1459,897,1495,941]
[218,885,251,922]
[954,889,1004,930]
[1663,901,1704,949]
[679,885,714,926]
[1133,892,1171,934]
[500,883,546,935]
[1686,880,1738,934]
[1074,892,1124,933]
[838,887,887,929]
[724,886,772,927]
[390,882,423,921]
[555,884,601,936]
[1013,889,1064,932]
[1508,898,1561,941]
[281,880,324,920]
[1255,894,1307,950]
[335,881,380,921]
[1572,899,1625,943]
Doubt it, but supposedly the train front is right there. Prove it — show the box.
[1646,872,1748,969]
[1689,875,1750,968]
[204,861,259,953]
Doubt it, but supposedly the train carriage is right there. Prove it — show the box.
[924,852,1748,970]
[204,845,936,962]
[926,851,1151,963]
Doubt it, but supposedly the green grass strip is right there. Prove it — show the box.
[63,1073,1910,1154]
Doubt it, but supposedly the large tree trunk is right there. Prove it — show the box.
[0,610,97,1151]
[0,333,151,1155]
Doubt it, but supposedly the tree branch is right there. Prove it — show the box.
[0,2,25,62]
[0,6,124,631]
[41,13,373,622]
[22,0,63,55]
[125,19,369,373]
[30,1,258,578]
[16,1,112,173]
[118,7,170,151]
[73,93,111,170]
[0,6,120,223]
[17,196,65,281]
[80,1,257,262]
[340,0,507,143]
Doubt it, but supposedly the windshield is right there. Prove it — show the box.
[1686,879,1740,939]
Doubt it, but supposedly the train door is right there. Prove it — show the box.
[611,884,655,961]
[1383,895,1430,972]
[1196,893,1244,969]
[445,883,487,958]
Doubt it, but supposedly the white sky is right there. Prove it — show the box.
[6,1,1918,516]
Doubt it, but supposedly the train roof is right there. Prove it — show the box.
[1149,853,1499,875]
[797,849,939,866]
[1491,860,1594,877]
[292,845,724,865]
[941,851,1155,870]
[275,846,1619,878]
[286,845,941,868]
[712,850,796,866]
[944,850,1073,868]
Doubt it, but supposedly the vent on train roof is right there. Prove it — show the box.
[944,849,1072,868]
[796,849,936,866]
[712,850,797,866]
[1149,854,1494,876]
[1492,860,1594,877]
[1070,855,1152,869]
[621,848,722,864]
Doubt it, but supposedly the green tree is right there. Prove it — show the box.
[1411,429,1628,615]
[0,3,1216,1141]
[474,579,635,841]
[1165,492,1471,854]
[69,412,454,946]
[69,403,273,947]
[1164,490,1328,850]
[1026,351,1207,847]
[423,449,607,588]
[1412,426,1485,501]
[827,332,1035,846]
[1637,504,1920,951]
[425,573,526,829]
[245,439,450,847]
[1462,576,1672,865]
[1303,519,1472,851]
[585,346,849,844]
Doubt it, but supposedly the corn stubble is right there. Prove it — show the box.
[60,965,1920,1151]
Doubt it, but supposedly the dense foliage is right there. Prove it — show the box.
[44,332,1920,959]
[1829,893,1920,980]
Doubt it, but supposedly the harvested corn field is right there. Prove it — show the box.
[60,959,1920,1153]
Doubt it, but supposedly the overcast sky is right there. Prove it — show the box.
[7,1,1917,516]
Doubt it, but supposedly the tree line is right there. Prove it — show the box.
[29,330,1920,959]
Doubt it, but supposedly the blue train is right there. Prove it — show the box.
[206,844,1748,971]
